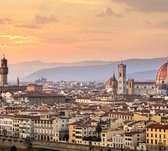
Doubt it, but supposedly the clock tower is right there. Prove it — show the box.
[0,55,8,86]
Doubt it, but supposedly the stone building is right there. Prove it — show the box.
[0,56,8,86]
[0,56,27,93]
[105,58,168,96]
[156,58,168,95]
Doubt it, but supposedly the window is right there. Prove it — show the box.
[151,140,153,144]
[155,140,157,144]
[164,134,166,139]
[164,140,166,145]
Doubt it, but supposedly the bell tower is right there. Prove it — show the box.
[118,62,126,95]
[0,55,8,86]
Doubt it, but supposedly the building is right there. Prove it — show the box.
[118,63,127,95]
[124,131,146,150]
[0,56,8,86]
[18,115,39,139]
[130,81,156,95]
[27,84,43,92]
[34,115,54,141]
[146,124,168,151]
[0,56,27,93]
[68,118,97,144]
[0,116,13,137]
[156,58,168,95]
[17,92,66,105]
[108,112,134,121]
[105,72,118,96]
[106,58,168,96]
[111,134,124,149]
[52,116,69,141]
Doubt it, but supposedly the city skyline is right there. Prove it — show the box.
[0,0,168,64]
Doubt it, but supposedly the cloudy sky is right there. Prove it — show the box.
[0,0,168,64]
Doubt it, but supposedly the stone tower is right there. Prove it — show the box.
[17,77,20,86]
[0,56,8,86]
[127,79,134,95]
[118,63,126,95]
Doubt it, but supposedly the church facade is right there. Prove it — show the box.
[105,58,168,96]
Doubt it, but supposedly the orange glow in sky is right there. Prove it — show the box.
[0,0,168,64]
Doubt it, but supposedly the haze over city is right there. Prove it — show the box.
[0,0,168,64]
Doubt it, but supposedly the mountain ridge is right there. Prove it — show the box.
[22,57,166,82]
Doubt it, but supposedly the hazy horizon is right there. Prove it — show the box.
[8,56,166,65]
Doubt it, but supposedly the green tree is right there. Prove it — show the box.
[24,137,32,151]
[96,123,102,136]
[10,145,17,151]
[2,129,7,137]
[64,133,69,141]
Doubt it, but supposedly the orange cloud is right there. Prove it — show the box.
[0,35,37,45]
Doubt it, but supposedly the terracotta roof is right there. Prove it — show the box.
[156,62,168,82]
[147,124,168,129]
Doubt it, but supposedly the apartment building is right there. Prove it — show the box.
[0,116,13,137]
[19,115,39,139]
[124,131,146,150]
[108,112,133,121]
[52,116,69,141]
[34,115,54,141]
[69,118,97,144]
[146,124,168,151]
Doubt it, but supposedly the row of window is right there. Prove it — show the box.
[112,137,123,142]
[147,128,166,132]
[0,121,12,124]
[34,129,52,134]
[146,133,166,138]
[146,139,166,145]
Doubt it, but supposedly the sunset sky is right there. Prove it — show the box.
[0,0,168,64]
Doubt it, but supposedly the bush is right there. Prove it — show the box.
[10,146,17,151]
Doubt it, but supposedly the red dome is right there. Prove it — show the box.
[105,73,118,90]
[156,62,168,82]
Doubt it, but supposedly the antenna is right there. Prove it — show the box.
[121,58,123,64]
[0,44,5,58]
[113,71,115,77]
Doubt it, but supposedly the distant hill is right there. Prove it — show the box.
[23,58,165,82]
[8,60,112,81]
[128,70,157,81]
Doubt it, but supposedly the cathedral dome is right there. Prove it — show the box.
[156,62,168,84]
[105,73,118,92]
